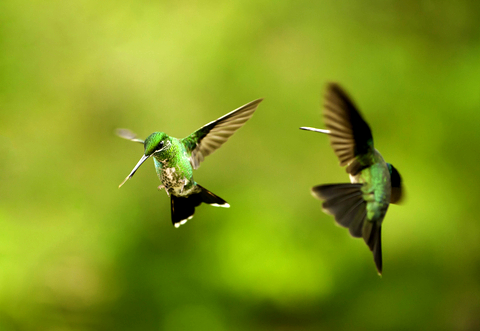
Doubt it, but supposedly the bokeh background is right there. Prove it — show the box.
[1,1,480,330]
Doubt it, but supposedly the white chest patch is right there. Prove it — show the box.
[161,167,193,196]
[164,167,176,178]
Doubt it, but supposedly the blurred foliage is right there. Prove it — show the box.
[1,0,480,330]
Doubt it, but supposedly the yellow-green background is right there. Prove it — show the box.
[1,1,479,330]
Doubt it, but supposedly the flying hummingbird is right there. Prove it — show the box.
[300,83,403,275]
[117,98,263,228]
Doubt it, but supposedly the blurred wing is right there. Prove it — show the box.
[116,128,144,144]
[312,183,367,236]
[182,98,263,169]
[323,83,374,170]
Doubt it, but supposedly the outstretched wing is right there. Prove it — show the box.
[182,98,263,169]
[323,83,374,173]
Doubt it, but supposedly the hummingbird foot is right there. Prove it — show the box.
[180,179,187,193]
[158,184,171,196]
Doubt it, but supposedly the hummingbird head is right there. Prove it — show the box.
[387,163,403,204]
[118,131,169,188]
[144,132,168,156]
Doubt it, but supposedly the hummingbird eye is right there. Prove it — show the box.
[155,141,164,152]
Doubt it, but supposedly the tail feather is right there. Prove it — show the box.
[312,183,383,275]
[361,211,382,274]
[170,185,229,228]
[370,225,382,275]
[196,184,230,207]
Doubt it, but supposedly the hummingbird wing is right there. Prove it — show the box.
[312,183,383,275]
[116,128,144,144]
[182,98,263,169]
[324,83,374,174]
[313,183,367,236]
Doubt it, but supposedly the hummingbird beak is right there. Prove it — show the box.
[299,127,331,134]
[118,154,151,188]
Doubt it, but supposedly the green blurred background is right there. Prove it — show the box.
[1,0,480,330]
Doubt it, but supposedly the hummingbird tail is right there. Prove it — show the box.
[312,183,383,275]
[170,185,229,228]
[363,221,383,275]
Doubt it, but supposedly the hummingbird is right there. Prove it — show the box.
[117,98,263,228]
[300,83,403,275]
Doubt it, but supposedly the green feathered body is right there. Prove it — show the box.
[152,136,198,197]
[351,149,391,224]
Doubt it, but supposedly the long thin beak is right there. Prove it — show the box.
[299,127,331,134]
[118,154,151,188]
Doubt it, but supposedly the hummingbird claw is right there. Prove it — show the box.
[158,184,170,196]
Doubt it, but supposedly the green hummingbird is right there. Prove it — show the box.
[117,98,263,228]
[300,83,403,275]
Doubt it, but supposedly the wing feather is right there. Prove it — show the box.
[323,83,374,170]
[182,99,263,169]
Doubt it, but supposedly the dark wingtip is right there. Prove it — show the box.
[248,98,264,107]
[325,82,349,97]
